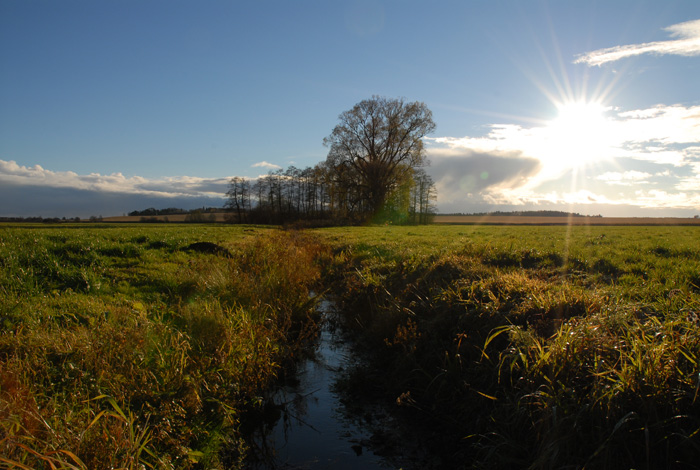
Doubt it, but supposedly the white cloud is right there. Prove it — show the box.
[632,189,700,209]
[252,161,282,170]
[575,19,700,66]
[473,185,700,212]
[596,170,653,185]
[482,187,612,207]
[428,104,700,176]
[560,189,612,205]
[0,160,237,217]
[0,160,230,199]
[677,163,700,191]
[677,176,700,191]
[616,105,700,149]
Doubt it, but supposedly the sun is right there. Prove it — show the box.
[542,99,617,169]
[553,101,607,131]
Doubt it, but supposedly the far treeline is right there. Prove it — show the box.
[447,210,604,218]
[227,96,438,225]
[127,207,222,217]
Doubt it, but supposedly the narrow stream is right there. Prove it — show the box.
[244,299,392,469]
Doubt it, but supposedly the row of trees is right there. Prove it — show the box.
[0,216,88,224]
[226,96,438,225]
[128,207,222,217]
[226,164,436,225]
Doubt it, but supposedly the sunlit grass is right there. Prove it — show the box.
[314,224,700,469]
[0,224,326,469]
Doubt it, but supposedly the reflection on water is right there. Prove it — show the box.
[244,300,387,469]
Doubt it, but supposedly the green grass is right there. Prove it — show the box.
[313,224,700,469]
[1,223,698,469]
[0,224,328,469]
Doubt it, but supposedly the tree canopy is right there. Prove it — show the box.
[323,96,436,219]
[225,96,438,225]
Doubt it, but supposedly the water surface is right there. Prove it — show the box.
[245,300,388,469]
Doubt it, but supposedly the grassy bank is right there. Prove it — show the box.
[0,225,327,469]
[316,225,700,469]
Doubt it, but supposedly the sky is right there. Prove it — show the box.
[1,0,699,218]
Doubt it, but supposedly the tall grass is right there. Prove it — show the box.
[0,225,327,469]
[316,224,700,469]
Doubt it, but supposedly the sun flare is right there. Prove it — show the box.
[553,101,607,130]
[544,100,616,169]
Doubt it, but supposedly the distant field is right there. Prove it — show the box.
[434,214,700,225]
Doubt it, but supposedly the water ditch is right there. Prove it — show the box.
[243,299,435,469]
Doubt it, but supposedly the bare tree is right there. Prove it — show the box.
[412,168,437,224]
[225,176,251,223]
[323,96,436,221]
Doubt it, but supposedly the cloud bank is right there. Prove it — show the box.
[0,160,229,218]
[427,148,541,210]
[596,171,652,185]
[575,19,700,66]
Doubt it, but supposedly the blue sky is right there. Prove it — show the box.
[1,0,699,218]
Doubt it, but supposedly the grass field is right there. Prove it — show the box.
[315,224,700,468]
[1,223,699,469]
[434,214,700,225]
[0,224,328,469]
